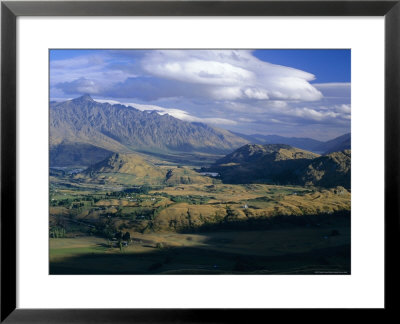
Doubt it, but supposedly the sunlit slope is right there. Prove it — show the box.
[165,167,214,186]
[74,153,213,186]
[146,184,350,232]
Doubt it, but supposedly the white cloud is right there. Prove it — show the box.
[209,87,243,100]
[93,99,121,105]
[143,57,254,86]
[50,53,138,94]
[57,78,102,94]
[243,88,269,100]
[313,82,351,98]
[237,117,255,123]
[51,50,326,104]
[291,107,339,121]
[334,104,351,114]
[93,99,237,126]
[140,50,323,101]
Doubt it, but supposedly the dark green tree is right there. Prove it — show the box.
[225,205,238,222]
[115,231,123,240]
[122,231,131,243]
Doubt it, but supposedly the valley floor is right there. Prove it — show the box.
[49,167,351,275]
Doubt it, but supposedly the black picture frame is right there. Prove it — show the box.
[1,0,399,322]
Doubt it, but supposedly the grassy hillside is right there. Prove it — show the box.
[73,153,214,187]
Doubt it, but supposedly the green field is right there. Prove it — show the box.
[50,225,350,274]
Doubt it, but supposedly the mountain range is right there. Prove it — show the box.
[50,95,248,166]
[232,132,350,154]
[50,95,350,168]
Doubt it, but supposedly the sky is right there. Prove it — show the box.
[50,49,350,141]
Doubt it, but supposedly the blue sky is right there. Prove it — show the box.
[50,49,350,140]
[253,49,350,83]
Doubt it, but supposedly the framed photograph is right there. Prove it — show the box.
[1,0,399,322]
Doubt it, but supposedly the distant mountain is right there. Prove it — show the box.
[236,133,324,152]
[50,95,248,166]
[206,144,350,188]
[316,133,351,154]
[229,132,266,145]
[233,132,350,154]
[261,134,324,152]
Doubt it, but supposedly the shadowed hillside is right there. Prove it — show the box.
[50,142,113,167]
[217,144,319,164]
[300,150,351,188]
[206,144,319,185]
[205,144,350,188]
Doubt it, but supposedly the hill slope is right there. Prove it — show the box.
[75,153,166,185]
[300,150,351,188]
[208,144,319,184]
[206,144,350,188]
[74,153,212,186]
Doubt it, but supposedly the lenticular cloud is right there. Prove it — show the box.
[141,50,323,102]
